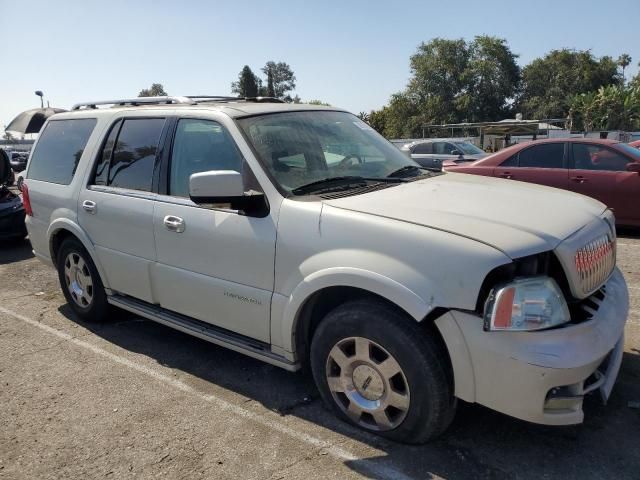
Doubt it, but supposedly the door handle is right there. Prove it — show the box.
[570,176,588,183]
[163,215,185,233]
[82,200,97,214]
[499,172,512,179]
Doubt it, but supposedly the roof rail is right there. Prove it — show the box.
[71,96,195,110]
[185,96,285,104]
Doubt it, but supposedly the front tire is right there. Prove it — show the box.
[56,237,110,323]
[310,300,456,444]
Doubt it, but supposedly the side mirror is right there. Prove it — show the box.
[189,170,268,217]
[626,163,640,173]
[450,149,463,157]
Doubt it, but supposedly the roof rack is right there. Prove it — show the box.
[71,95,286,110]
[71,96,196,110]
[186,96,285,104]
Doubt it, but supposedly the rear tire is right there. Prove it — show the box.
[310,299,456,444]
[56,237,110,323]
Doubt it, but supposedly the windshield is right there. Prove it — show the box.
[452,142,484,155]
[237,111,420,194]
[617,143,640,161]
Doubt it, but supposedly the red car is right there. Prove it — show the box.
[629,139,640,148]
[446,138,640,227]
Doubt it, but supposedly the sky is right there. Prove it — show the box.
[1,0,639,132]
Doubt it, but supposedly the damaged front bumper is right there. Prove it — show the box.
[435,267,628,425]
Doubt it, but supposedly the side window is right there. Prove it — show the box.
[518,143,565,168]
[107,118,165,191]
[412,143,433,154]
[169,119,243,197]
[573,144,631,172]
[27,118,97,185]
[432,142,447,155]
[500,155,518,167]
[92,120,121,186]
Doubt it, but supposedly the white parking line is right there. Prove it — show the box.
[0,306,413,480]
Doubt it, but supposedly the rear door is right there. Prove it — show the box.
[568,143,639,224]
[492,142,569,190]
[78,116,169,303]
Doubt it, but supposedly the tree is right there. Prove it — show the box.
[2,131,15,142]
[618,54,632,83]
[464,36,520,121]
[138,83,168,97]
[231,65,260,97]
[569,84,640,131]
[369,36,520,137]
[306,99,331,106]
[518,50,619,119]
[261,61,296,100]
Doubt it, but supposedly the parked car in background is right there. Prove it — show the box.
[400,138,486,171]
[0,149,27,240]
[446,138,640,227]
[629,139,640,149]
[9,151,29,172]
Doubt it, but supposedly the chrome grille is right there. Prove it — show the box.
[574,234,616,296]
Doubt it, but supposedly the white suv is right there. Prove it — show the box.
[23,96,628,443]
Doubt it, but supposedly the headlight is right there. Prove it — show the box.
[483,276,570,331]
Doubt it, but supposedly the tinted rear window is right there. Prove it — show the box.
[27,119,97,184]
[518,143,565,168]
[107,118,165,191]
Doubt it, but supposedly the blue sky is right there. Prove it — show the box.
[1,0,639,132]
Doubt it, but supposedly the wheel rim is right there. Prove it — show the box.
[325,336,410,431]
[63,252,94,308]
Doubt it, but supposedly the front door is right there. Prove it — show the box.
[152,118,276,342]
[568,142,640,225]
[78,117,167,303]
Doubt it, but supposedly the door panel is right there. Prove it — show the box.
[79,189,157,302]
[153,199,276,342]
[151,118,276,342]
[493,166,569,190]
[568,143,639,224]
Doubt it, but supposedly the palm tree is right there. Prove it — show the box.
[618,54,632,83]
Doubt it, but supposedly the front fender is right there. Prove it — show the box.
[47,218,111,291]
[274,267,433,353]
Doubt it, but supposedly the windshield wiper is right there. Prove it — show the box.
[386,165,424,178]
[292,176,367,195]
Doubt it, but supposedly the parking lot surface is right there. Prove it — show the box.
[1,235,639,480]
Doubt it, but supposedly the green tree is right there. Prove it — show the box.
[518,49,619,119]
[138,83,168,97]
[231,65,260,97]
[464,35,520,121]
[306,99,331,106]
[261,61,296,100]
[618,54,632,83]
[569,84,640,131]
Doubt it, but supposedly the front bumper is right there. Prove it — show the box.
[435,267,628,425]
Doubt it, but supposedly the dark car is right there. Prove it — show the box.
[9,150,29,172]
[446,138,640,227]
[0,149,27,240]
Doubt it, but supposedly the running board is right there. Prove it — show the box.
[107,295,299,372]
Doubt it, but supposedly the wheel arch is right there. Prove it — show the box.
[47,219,111,291]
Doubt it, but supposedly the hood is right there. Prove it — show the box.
[322,173,607,258]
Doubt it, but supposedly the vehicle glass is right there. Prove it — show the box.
[617,143,640,162]
[500,155,518,167]
[412,142,433,154]
[237,111,418,194]
[93,120,121,186]
[518,143,564,168]
[573,144,631,172]
[169,119,244,197]
[108,118,165,191]
[452,142,484,155]
[433,142,455,155]
[27,118,97,185]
